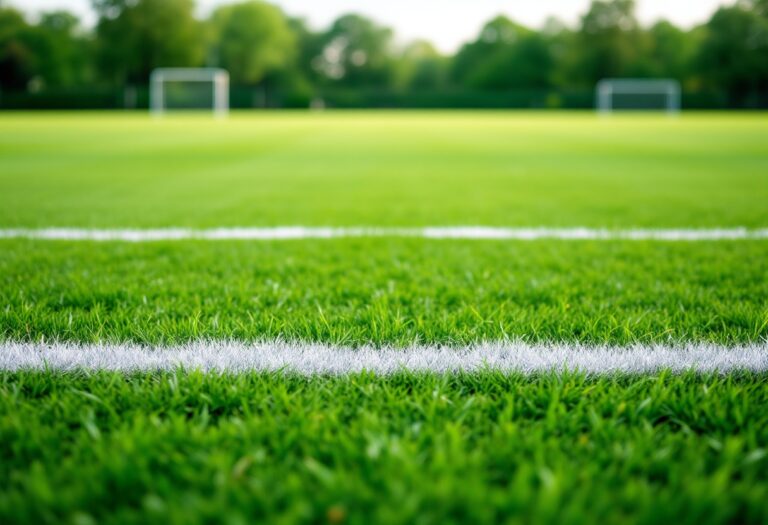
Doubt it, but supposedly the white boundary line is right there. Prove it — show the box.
[2,341,766,375]
[0,227,767,242]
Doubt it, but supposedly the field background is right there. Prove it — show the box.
[1,112,767,227]
[1,112,767,346]
[1,111,767,524]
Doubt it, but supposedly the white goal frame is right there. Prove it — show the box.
[596,79,681,114]
[150,68,229,116]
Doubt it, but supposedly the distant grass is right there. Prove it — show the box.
[1,370,766,524]
[1,239,767,345]
[0,112,766,228]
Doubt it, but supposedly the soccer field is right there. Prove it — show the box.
[1,112,767,523]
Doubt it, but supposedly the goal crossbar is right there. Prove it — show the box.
[150,68,229,116]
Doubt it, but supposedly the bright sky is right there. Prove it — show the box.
[14,0,732,52]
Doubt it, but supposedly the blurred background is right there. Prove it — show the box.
[0,0,766,110]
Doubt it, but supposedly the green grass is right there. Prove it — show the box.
[1,111,767,523]
[2,239,767,345]
[0,112,767,228]
[1,371,767,524]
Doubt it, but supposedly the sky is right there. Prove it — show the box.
[13,0,731,52]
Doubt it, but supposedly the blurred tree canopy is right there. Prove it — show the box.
[92,0,203,84]
[0,0,766,107]
[697,1,768,105]
[209,1,295,85]
[575,0,649,82]
[0,6,91,89]
[0,6,35,90]
[452,16,554,90]
[312,14,396,88]
[397,40,448,90]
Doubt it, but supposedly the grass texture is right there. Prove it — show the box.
[2,371,768,525]
[1,112,767,523]
[0,112,767,228]
[1,239,767,345]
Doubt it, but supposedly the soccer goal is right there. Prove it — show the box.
[150,68,229,116]
[596,79,681,114]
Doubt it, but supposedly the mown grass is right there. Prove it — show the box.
[0,112,766,228]
[1,112,767,523]
[1,239,767,345]
[1,371,767,524]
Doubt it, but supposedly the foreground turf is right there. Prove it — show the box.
[1,371,766,524]
[1,239,767,345]
[0,112,767,228]
[1,111,766,523]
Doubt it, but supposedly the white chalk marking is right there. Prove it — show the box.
[2,341,766,375]
[0,227,766,242]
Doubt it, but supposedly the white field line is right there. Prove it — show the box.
[0,227,767,242]
[2,341,766,375]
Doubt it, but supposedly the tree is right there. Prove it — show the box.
[312,14,395,88]
[468,33,553,90]
[749,0,768,16]
[210,1,295,85]
[542,17,577,89]
[92,0,203,85]
[0,6,34,90]
[452,16,523,86]
[397,40,447,90]
[574,0,648,85]
[643,21,699,84]
[288,17,324,87]
[697,3,768,106]
[451,16,553,90]
[29,12,92,88]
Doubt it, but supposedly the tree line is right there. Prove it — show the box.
[1,0,767,108]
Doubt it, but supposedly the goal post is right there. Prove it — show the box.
[150,68,229,116]
[596,79,681,114]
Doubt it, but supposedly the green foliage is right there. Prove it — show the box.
[313,14,396,88]
[452,16,554,90]
[0,6,34,89]
[1,371,766,523]
[574,0,650,83]
[288,16,325,87]
[697,4,768,107]
[29,12,93,88]
[645,21,702,84]
[92,0,204,84]
[396,40,448,90]
[0,6,91,90]
[470,34,554,90]
[2,0,768,107]
[209,1,296,85]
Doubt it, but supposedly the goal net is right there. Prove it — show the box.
[150,68,229,116]
[596,79,681,113]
